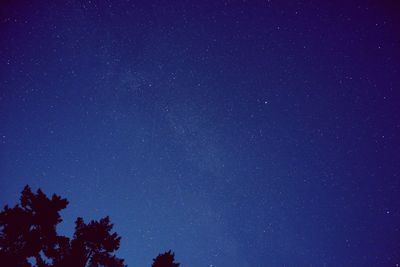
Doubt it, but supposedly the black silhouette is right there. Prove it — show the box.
[0,185,182,267]
[0,185,126,267]
[152,250,180,267]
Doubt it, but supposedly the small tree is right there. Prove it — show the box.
[152,250,180,267]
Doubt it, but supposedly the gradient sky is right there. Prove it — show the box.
[1,1,400,266]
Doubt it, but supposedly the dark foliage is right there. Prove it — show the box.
[152,250,180,267]
[0,185,126,267]
[0,185,182,267]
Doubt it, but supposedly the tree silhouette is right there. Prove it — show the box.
[0,185,126,267]
[1,185,182,267]
[0,185,69,267]
[152,250,180,267]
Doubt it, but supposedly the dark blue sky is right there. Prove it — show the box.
[1,1,399,266]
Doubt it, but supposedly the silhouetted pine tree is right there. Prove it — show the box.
[0,185,126,267]
[152,250,180,267]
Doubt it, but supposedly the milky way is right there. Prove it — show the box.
[1,1,399,266]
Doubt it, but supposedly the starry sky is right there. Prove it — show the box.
[1,1,400,266]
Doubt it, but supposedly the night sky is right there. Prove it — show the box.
[1,1,400,266]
